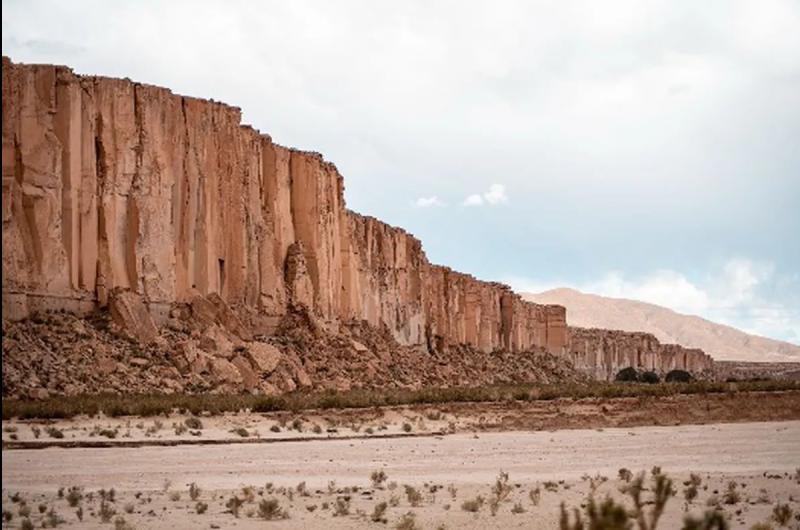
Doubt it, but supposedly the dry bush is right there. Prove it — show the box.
[195,501,208,514]
[461,496,484,512]
[371,501,388,523]
[258,498,288,520]
[226,496,243,518]
[371,470,388,488]
[334,496,350,516]
[404,485,423,507]
[189,482,201,501]
[395,512,419,530]
[772,503,792,526]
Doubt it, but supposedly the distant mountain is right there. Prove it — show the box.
[523,288,800,362]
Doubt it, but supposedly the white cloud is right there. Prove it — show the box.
[506,258,800,344]
[413,196,445,208]
[462,184,508,206]
[462,194,484,206]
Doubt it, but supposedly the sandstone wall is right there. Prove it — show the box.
[1,57,566,356]
[567,327,714,380]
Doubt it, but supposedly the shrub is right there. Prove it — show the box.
[619,468,633,482]
[334,496,350,516]
[395,512,419,530]
[226,496,243,518]
[258,498,287,520]
[230,427,249,438]
[402,422,413,433]
[641,371,661,384]
[371,501,388,523]
[511,502,525,514]
[404,485,423,507]
[682,509,729,529]
[195,502,208,514]
[66,486,83,507]
[529,486,541,505]
[615,367,640,382]
[45,426,64,439]
[772,503,792,526]
[189,482,201,501]
[371,470,388,488]
[666,370,693,383]
[99,500,116,522]
[21,518,33,530]
[722,481,741,505]
[461,496,484,512]
[184,417,203,430]
[559,496,630,530]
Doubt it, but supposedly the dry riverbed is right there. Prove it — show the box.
[3,420,800,529]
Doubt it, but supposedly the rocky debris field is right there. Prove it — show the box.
[2,292,581,400]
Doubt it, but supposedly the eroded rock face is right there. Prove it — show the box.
[567,327,714,380]
[1,56,566,357]
[0,57,713,393]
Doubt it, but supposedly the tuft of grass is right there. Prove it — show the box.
[230,427,250,438]
[404,485,423,507]
[258,498,288,520]
[371,470,388,488]
[99,499,116,522]
[189,482,201,501]
[334,496,350,516]
[395,512,419,530]
[66,486,83,507]
[371,501,388,523]
[45,426,64,439]
[184,416,203,430]
[226,496,243,518]
[461,496,484,513]
[722,481,741,505]
[772,503,792,526]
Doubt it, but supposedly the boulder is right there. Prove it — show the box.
[108,288,159,344]
[245,342,282,374]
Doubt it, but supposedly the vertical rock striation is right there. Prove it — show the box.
[1,57,712,381]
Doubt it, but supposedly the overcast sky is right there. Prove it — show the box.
[3,0,799,343]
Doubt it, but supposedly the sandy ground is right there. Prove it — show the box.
[3,420,799,529]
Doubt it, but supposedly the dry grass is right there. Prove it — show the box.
[4,380,796,420]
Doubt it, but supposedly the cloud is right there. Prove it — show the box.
[463,184,508,206]
[412,196,445,208]
[506,258,800,344]
[462,194,484,206]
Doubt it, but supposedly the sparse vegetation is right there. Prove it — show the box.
[404,485,423,507]
[45,426,64,438]
[619,468,633,482]
[21,518,34,530]
[772,503,792,526]
[4,380,797,420]
[461,496,484,512]
[371,501,388,523]
[189,482,201,501]
[722,481,741,505]
[258,498,288,520]
[372,470,388,488]
[195,501,208,514]
[529,486,541,506]
[334,496,350,516]
[184,416,203,429]
[395,512,419,530]
[226,496,244,518]
[99,499,116,522]
[66,486,82,507]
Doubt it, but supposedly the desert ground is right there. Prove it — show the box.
[3,392,800,529]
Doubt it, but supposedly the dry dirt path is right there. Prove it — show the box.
[3,420,799,529]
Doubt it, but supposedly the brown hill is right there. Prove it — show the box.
[523,288,800,362]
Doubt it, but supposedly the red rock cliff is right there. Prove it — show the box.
[1,57,567,357]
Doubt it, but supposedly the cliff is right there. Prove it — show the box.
[1,58,711,397]
[1,57,565,355]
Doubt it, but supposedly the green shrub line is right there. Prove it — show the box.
[2,380,797,420]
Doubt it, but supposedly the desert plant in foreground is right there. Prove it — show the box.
[404,485,423,507]
[230,427,249,437]
[99,499,116,522]
[258,498,288,520]
[722,481,741,505]
[371,470,388,488]
[371,501,388,523]
[2,510,12,523]
[189,482,201,501]
[395,512,419,530]
[559,496,631,530]
[529,485,541,506]
[402,422,413,433]
[619,468,633,482]
[195,501,208,514]
[65,486,83,507]
[334,496,350,516]
[113,516,135,530]
[21,518,34,530]
[45,426,64,439]
[682,509,729,529]
[750,523,774,530]
[623,470,675,530]
[226,496,243,518]
[772,503,793,526]
[461,496,484,512]
[511,502,525,514]
[492,471,512,502]
[184,416,203,430]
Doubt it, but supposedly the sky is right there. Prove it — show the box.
[3,0,799,344]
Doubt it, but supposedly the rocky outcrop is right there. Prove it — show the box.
[1,57,565,358]
[566,327,714,380]
[1,57,713,395]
